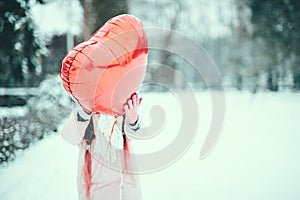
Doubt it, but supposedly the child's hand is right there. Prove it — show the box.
[124,93,142,125]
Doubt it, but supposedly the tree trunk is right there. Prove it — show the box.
[80,0,92,40]
[293,72,300,90]
[267,68,279,91]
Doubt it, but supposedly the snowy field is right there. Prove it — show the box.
[0,91,300,200]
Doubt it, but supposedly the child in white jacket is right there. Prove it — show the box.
[61,93,143,200]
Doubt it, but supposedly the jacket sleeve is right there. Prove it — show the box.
[60,107,92,145]
[117,115,143,141]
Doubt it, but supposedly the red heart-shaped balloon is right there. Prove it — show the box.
[60,14,148,116]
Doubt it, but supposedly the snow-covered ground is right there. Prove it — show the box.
[1,91,300,200]
[0,106,28,118]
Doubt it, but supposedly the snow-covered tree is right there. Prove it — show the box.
[0,0,46,87]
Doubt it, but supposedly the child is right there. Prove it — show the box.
[61,93,143,200]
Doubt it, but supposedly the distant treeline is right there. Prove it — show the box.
[1,0,299,92]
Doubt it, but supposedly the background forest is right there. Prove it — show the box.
[1,0,299,91]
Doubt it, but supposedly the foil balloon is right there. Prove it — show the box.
[60,14,148,116]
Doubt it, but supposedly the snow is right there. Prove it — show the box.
[0,133,78,200]
[0,107,28,118]
[1,91,300,199]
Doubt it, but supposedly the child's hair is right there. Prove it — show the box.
[83,118,95,199]
[84,149,92,199]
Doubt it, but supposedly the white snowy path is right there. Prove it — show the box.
[1,91,300,200]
